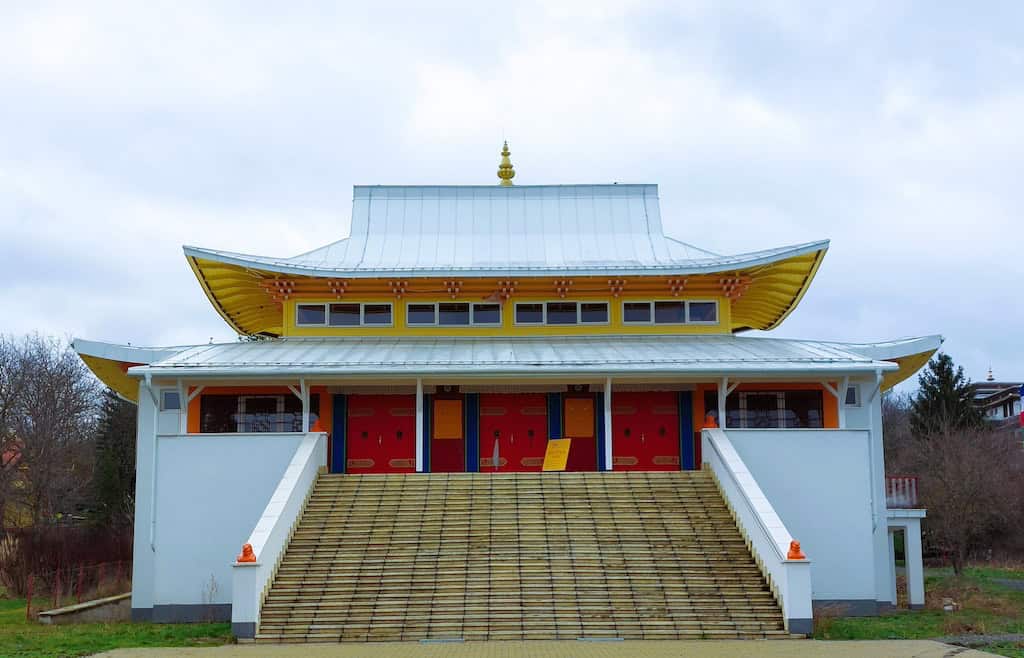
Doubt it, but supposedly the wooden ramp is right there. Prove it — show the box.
[256,471,788,643]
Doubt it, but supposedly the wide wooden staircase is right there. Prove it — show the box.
[256,471,790,643]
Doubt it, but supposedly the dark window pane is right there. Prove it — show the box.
[473,303,501,324]
[329,303,360,326]
[407,304,435,325]
[654,301,685,324]
[784,391,824,428]
[845,386,858,406]
[704,390,733,427]
[688,301,717,322]
[296,304,325,325]
[623,302,651,323]
[516,303,543,324]
[725,392,742,427]
[161,391,181,411]
[240,397,277,432]
[363,304,392,325]
[438,303,470,325]
[704,391,719,425]
[282,394,322,432]
[200,395,239,433]
[743,393,779,428]
[580,302,608,323]
[546,302,577,324]
[283,395,302,432]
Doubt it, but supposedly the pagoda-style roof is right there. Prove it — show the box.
[185,184,829,336]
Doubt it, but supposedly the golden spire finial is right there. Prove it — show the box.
[497,141,515,186]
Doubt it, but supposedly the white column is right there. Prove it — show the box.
[905,520,925,608]
[176,379,187,434]
[300,379,309,433]
[132,379,158,616]
[839,376,849,429]
[869,388,890,605]
[718,377,728,428]
[603,377,613,471]
[887,529,898,605]
[415,378,424,472]
[184,385,204,435]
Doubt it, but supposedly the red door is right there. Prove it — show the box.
[612,392,680,471]
[346,394,416,473]
[478,394,548,472]
[563,395,597,471]
[431,396,465,473]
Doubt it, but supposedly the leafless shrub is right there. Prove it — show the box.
[201,574,221,622]
[906,428,1024,574]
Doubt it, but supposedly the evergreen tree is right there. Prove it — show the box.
[910,353,984,438]
[93,388,136,526]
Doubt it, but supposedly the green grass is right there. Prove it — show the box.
[0,597,232,658]
[814,566,1024,657]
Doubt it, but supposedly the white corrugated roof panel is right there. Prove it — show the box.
[184,184,828,278]
[128,335,908,378]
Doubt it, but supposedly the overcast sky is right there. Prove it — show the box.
[2,1,1021,388]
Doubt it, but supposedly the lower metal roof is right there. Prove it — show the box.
[125,335,903,378]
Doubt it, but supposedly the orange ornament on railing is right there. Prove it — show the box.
[787,540,806,560]
[236,543,256,563]
[703,413,718,429]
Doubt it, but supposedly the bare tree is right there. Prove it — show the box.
[0,336,31,529]
[3,335,100,524]
[882,391,914,475]
[907,427,1023,574]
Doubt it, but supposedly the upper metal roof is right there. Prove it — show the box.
[126,335,903,378]
[184,184,829,278]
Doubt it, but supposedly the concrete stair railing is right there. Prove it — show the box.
[232,432,327,638]
[701,428,812,634]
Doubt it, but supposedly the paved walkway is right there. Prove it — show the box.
[96,639,994,657]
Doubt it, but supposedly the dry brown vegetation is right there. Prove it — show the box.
[884,391,1024,573]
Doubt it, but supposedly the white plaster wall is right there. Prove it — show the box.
[131,383,157,612]
[156,397,178,435]
[839,399,872,429]
[151,434,304,606]
[726,429,876,602]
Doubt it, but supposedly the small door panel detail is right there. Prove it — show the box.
[346,394,416,474]
[478,394,548,472]
[612,391,680,472]
[431,396,465,473]
[563,395,597,471]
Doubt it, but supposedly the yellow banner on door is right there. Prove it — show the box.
[542,438,572,471]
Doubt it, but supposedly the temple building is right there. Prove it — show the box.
[973,369,1023,432]
[75,145,939,642]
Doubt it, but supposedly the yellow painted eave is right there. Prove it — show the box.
[881,349,938,392]
[79,354,140,403]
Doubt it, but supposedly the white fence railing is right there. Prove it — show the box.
[231,432,327,638]
[701,428,813,634]
[885,475,919,509]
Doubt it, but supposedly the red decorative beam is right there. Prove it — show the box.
[668,277,687,297]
